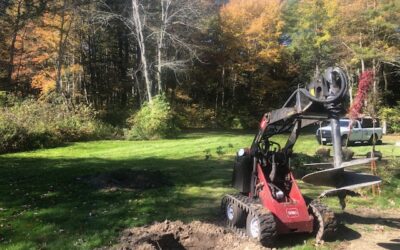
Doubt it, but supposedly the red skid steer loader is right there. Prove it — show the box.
[222,67,381,246]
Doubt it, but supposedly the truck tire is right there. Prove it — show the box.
[341,135,348,146]
[317,138,326,145]
[368,134,378,145]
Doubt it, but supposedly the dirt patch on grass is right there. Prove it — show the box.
[97,205,400,249]
[336,208,400,250]
[102,220,265,250]
[80,169,172,191]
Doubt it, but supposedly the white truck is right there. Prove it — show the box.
[316,118,383,146]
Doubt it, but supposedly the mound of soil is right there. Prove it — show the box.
[103,220,266,250]
[80,169,172,191]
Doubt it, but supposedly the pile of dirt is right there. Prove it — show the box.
[103,220,266,250]
[80,169,172,191]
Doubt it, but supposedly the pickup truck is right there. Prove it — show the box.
[316,118,383,146]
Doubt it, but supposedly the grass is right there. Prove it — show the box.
[0,131,399,249]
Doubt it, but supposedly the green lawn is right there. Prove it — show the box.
[0,131,399,249]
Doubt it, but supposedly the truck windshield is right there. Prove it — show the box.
[339,120,350,127]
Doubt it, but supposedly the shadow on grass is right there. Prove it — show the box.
[177,129,255,140]
[0,156,233,249]
[377,239,400,250]
[335,223,362,241]
[273,223,361,248]
[322,141,393,147]
[2,151,396,249]
[275,199,400,248]
[275,209,400,248]
[338,212,400,230]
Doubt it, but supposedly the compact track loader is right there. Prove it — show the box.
[221,67,381,245]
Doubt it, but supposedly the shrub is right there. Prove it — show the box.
[290,153,322,178]
[98,106,135,127]
[0,94,114,153]
[380,104,400,133]
[174,103,259,129]
[0,91,7,107]
[125,95,180,140]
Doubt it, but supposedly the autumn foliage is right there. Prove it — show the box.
[0,0,399,137]
[220,0,284,67]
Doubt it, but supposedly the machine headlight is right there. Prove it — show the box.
[237,148,245,157]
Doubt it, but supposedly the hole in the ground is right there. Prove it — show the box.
[79,168,173,191]
[148,233,186,250]
[110,220,276,249]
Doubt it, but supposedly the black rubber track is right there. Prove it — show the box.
[221,194,277,246]
[225,200,246,227]
[308,199,337,243]
[246,209,276,246]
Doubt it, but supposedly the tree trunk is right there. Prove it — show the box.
[344,65,353,105]
[7,0,23,88]
[383,69,388,92]
[215,91,219,116]
[57,0,75,95]
[315,63,319,77]
[156,0,166,94]
[221,66,225,107]
[231,71,237,110]
[7,32,18,87]
[372,59,377,152]
[156,36,163,94]
[359,32,365,72]
[56,0,67,93]
[131,0,153,103]
[14,27,27,87]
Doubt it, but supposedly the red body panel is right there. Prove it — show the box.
[256,164,313,234]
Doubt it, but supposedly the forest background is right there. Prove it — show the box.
[1,0,400,152]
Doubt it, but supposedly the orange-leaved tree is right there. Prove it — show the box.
[220,0,284,68]
[9,1,81,95]
[219,0,289,113]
